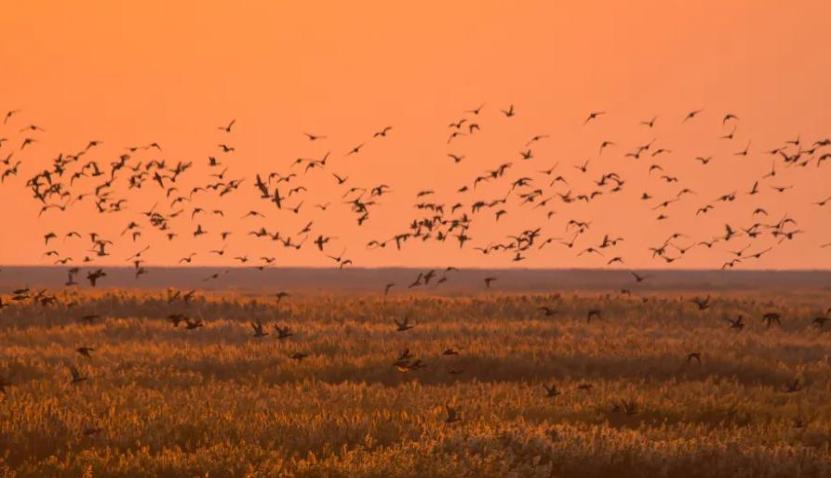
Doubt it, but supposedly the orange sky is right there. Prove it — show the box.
[0,1,829,269]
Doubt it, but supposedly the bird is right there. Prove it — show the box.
[184,318,204,330]
[725,315,745,330]
[761,312,781,328]
[683,110,702,122]
[690,295,710,310]
[584,111,605,125]
[543,384,561,398]
[466,104,485,115]
[86,269,106,287]
[586,309,602,322]
[373,126,393,138]
[783,378,802,393]
[640,116,657,128]
[69,366,87,384]
[303,132,326,141]
[723,113,739,124]
[218,119,235,133]
[3,109,20,124]
[394,317,415,332]
[539,306,558,317]
[274,325,293,340]
[251,320,269,338]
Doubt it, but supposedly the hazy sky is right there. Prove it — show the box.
[0,1,829,269]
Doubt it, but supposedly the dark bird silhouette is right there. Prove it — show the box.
[218,119,236,133]
[394,317,415,332]
[584,111,605,125]
[783,378,802,393]
[725,315,745,331]
[683,110,702,122]
[86,269,106,287]
[543,384,561,398]
[251,320,269,338]
[539,306,558,317]
[761,312,781,328]
[69,366,87,384]
[373,126,393,138]
[274,325,293,340]
[690,295,710,310]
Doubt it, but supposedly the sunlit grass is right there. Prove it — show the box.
[1,289,830,477]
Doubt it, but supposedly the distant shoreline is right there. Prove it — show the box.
[2,266,830,292]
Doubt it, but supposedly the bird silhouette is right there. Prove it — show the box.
[394,317,415,332]
[683,110,702,122]
[69,366,87,384]
[251,320,269,338]
[543,384,561,398]
[539,306,558,317]
[218,119,236,133]
[783,378,802,393]
[725,315,745,330]
[274,325,294,340]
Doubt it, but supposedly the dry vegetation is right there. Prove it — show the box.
[1,288,831,477]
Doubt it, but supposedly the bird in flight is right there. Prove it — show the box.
[683,110,702,122]
[373,126,393,138]
[584,111,605,125]
[466,104,485,115]
[218,119,235,133]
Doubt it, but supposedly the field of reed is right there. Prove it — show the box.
[1,288,831,477]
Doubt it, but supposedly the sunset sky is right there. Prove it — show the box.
[0,1,829,269]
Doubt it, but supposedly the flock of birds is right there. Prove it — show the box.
[1,104,830,425]
[0,105,829,280]
[2,283,830,426]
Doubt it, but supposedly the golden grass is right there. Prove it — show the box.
[1,289,830,477]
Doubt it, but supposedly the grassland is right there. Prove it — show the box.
[1,288,831,477]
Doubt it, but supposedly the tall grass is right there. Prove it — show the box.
[1,289,830,477]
